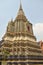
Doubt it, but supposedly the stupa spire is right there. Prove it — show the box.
[19,0,22,10]
[15,0,27,21]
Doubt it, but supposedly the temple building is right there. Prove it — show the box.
[0,2,43,65]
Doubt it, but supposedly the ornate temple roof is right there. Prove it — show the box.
[0,2,43,65]
[2,3,36,41]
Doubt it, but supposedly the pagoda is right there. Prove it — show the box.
[0,2,43,65]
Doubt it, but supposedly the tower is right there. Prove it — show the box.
[0,2,43,65]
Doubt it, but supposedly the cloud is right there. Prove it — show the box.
[33,23,43,41]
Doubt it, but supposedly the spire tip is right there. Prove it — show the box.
[20,0,22,10]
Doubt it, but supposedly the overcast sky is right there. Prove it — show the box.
[0,0,43,41]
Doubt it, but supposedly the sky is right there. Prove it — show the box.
[0,0,43,41]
